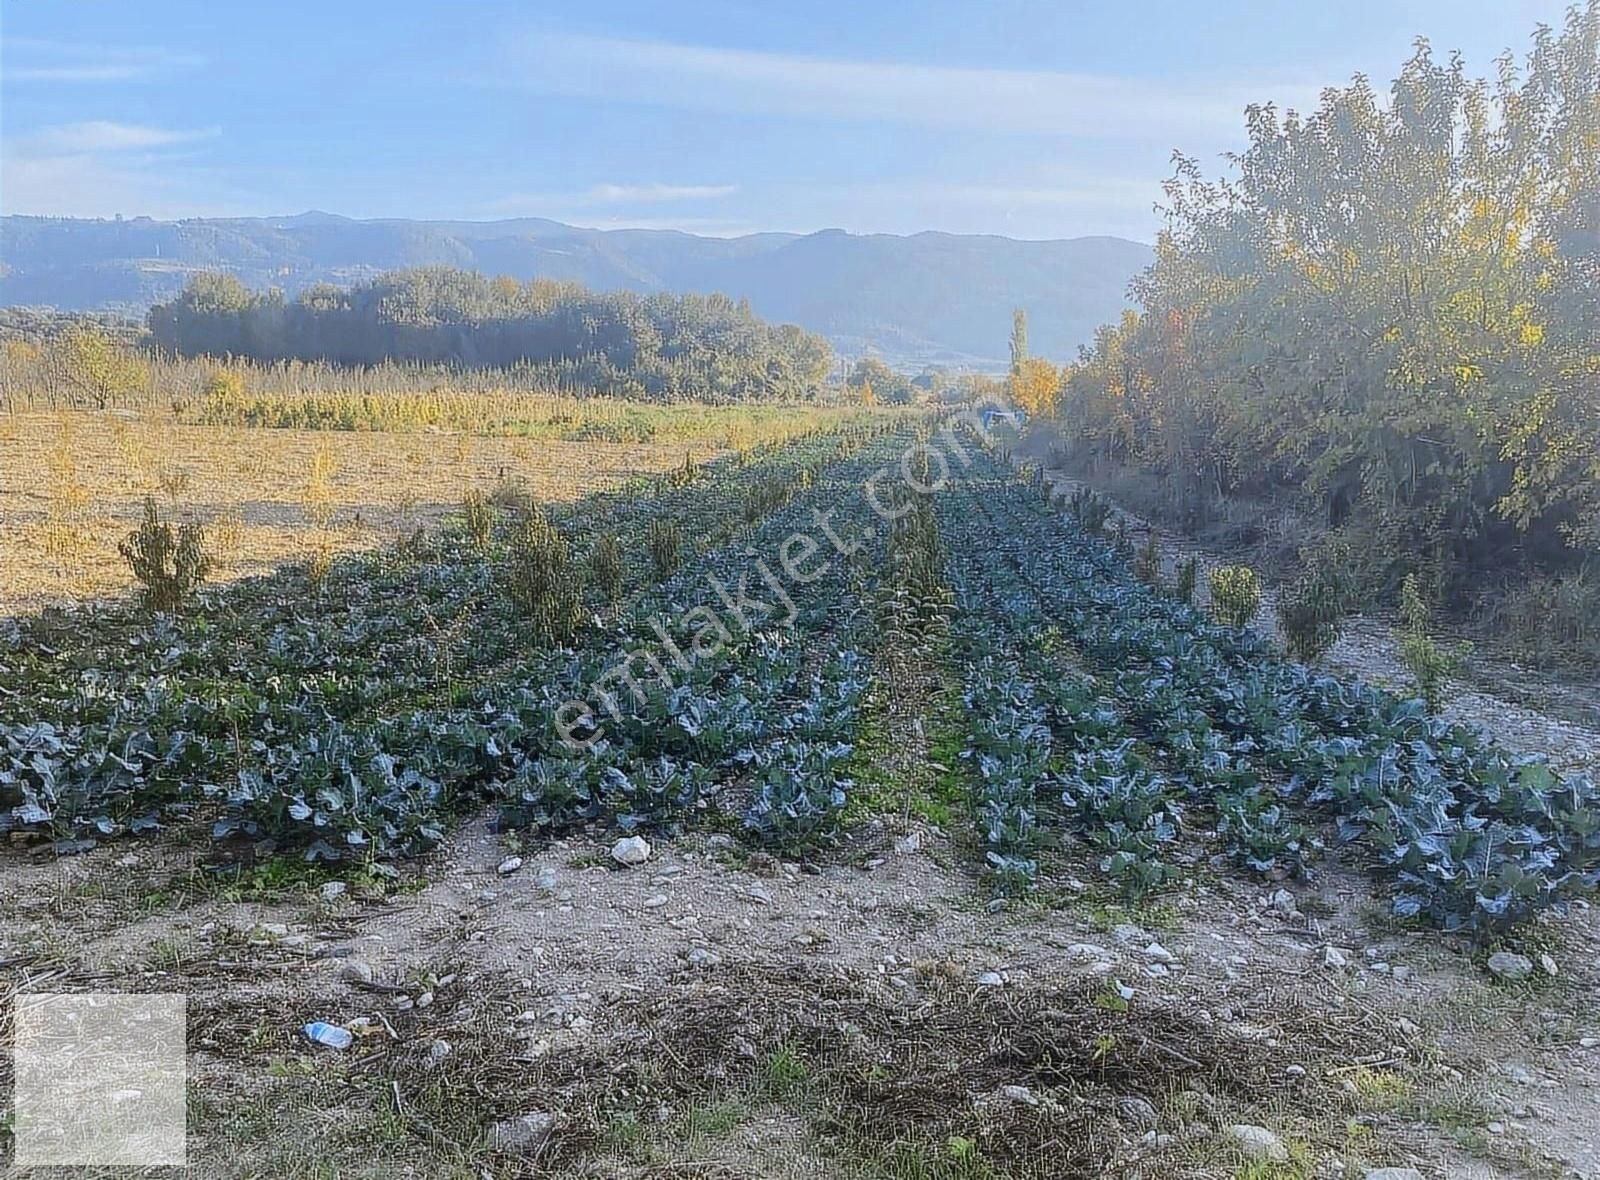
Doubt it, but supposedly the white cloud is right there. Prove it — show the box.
[587,182,738,203]
[1,121,232,219]
[27,122,219,154]
[2,38,206,84]
[500,33,1320,140]
[0,152,243,219]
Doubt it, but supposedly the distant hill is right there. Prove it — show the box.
[0,213,1151,366]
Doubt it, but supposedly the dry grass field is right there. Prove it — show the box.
[0,401,847,616]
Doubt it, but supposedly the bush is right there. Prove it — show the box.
[462,489,493,552]
[1400,574,1469,711]
[503,507,585,646]
[648,518,682,583]
[1209,565,1262,628]
[1485,568,1600,670]
[1133,532,1162,586]
[119,496,210,612]
[590,533,624,608]
[202,366,246,413]
[1110,518,1136,563]
[1067,486,1111,537]
[1174,556,1198,605]
[1278,573,1344,662]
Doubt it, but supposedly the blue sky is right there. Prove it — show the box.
[0,0,1576,241]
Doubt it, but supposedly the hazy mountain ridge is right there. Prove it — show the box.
[0,213,1151,364]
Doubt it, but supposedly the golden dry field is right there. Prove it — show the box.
[0,402,843,616]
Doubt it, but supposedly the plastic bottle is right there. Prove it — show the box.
[303,1021,353,1050]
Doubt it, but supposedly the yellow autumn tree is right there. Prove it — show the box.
[1009,356,1060,417]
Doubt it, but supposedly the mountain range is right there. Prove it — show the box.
[0,213,1152,367]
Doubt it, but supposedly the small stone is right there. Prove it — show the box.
[976,971,1005,987]
[319,881,347,901]
[745,883,774,905]
[336,959,375,985]
[1487,1121,1505,1135]
[429,1038,452,1061]
[1269,888,1297,914]
[1363,1170,1424,1180]
[611,836,652,866]
[535,866,558,891]
[1228,1124,1288,1163]
[1144,963,1170,978]
[497,856,523,876]
[1502,1062,1537,1086]
[1144,942,1175,964]
[1538,952,1558,977]
[1001,1084,1038,1106]
[1487,951,1534,983]
[1580,1037,1598,1049]
[1322,945,1350,970]
[1066,943,1112,962]
[1392,966,1413,983]
[415,990,434,1009]
[1285,1065,1306,1079]
[1117,1096,1158,1127]
[642,894,668,909]
[687,948,722,969]
[488,1111,557,1156]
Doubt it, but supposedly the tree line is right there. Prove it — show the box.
[1033,3,1599,621]
[145,268,836,403]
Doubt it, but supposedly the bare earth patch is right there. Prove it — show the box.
[0,410,706,616]
[2,814,1597,1178]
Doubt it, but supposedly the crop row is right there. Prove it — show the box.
[0,420,909,855]
[940,441,1598,933]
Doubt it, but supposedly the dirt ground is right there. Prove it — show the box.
[1,806,1597,1179]
[0,410,711,616]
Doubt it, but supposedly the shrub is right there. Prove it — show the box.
[590,533,624,608]
[1111,518,1136,563]
[1209,565,1262,628]
[504,507,585,646]
[648,518,682,583]
[119,496,210,612]
[462,489,493,552]
[1133,532,1162,586]
[1399,574,1469,710]
[1485,568,1600,670]
[1278,573,1344,662]
[667,452,701,488]
[202,366,246,408]
[1174,556,1199,605]
[1067,486,1111,537]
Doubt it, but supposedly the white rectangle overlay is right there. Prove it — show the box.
[12,992,187,1166]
